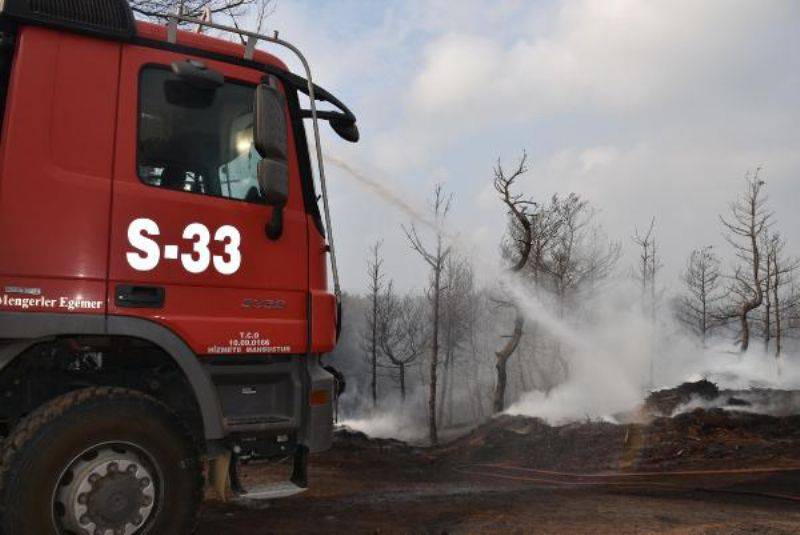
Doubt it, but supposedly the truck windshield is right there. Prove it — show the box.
[137,66,265,204]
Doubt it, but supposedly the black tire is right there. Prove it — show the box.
[0,387,203,535]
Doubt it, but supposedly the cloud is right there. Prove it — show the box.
[258,1,800,294]
[409,0,799,123]
[410,34,502,113]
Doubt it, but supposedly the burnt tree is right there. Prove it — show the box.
[632,218,662,322]
[131,0,277,43]
[377,284,426,402]
[764,233,798,361]
[403,184,452,445]
[548,194,619,316]
[677,246,723,345]
[438,255,474,426]
[720,170,771,352]
[492,152,535,414]
[130,0,259,19]
[362,240,384,408]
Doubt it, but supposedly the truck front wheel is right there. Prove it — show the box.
[0,387,203,535]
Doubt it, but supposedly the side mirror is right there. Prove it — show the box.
[330,116,360,143]
[258,159,288,240]
[254,78,289,240]
[254,78,288,160]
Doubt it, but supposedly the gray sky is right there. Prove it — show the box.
[260,0,800,293]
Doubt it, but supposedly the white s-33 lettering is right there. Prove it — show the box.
[126,218,242,275]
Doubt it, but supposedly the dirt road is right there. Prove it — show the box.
[198,435,800,534]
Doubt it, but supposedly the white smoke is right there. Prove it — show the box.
[504,274,800,424]
[504,276,656,424]
[339,413,427,443]
[338,386,431,443]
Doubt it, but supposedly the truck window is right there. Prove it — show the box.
[138,66,266,204]
[0,24,15,137]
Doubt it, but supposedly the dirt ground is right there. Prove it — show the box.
[198,410,800,534]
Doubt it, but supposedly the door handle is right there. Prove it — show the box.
[115,285,165,308]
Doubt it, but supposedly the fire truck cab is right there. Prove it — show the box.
[0,1,356,533]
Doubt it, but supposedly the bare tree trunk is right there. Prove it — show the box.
[364,241,384,409]
[764,240,773,352]
[774,301,782,361]
[371,285,378,407]
[472,375,485,420]
[494,360,507,415]
[399,363,406,403]
[742,191,764,352]
[371,244,382,408]
[403,185,451,445]
[701,272,707,346]
[493,312,524,413]
[774,277,782,365]
[633,218,661,387]
[764,233,798,367]
[438,352,450,425]
[516,344,529,392]
[739,230,763,353]
[678,245,722,346]
[447,358,457,426]
[720,171,770,353]
[429,257,442,444]
[440,351,457,427]
[739,308,752,351]
[491,153,533,413]
[468,331,486,422]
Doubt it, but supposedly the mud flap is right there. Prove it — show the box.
[208,451,232,502]
[290,445,308,488]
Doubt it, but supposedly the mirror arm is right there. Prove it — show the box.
[283,72,356,123]
[265,206,284,241]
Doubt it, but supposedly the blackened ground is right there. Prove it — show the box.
[643,379,720,415]
[642,380,800,418]
[198,405,800,534]
[443,410,800,472]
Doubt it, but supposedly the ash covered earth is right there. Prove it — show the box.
[200,381,800,534]
[340,380,800,473]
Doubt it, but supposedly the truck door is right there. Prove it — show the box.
[108,44,309,356]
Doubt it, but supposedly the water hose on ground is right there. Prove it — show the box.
[454,463,800,503]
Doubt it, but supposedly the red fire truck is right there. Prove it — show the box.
[0,1,357,533]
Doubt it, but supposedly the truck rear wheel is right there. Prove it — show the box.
[0,387,203,535]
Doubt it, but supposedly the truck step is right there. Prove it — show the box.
[232,481,307,502]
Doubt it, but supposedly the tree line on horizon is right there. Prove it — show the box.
[328,156,800,445]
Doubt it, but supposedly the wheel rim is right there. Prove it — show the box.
[52,442,160,535]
